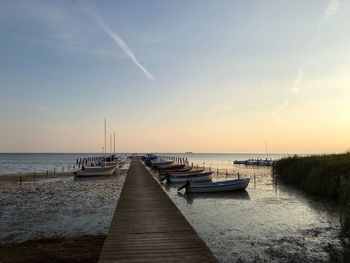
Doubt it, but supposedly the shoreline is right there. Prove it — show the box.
[0,235,105,263]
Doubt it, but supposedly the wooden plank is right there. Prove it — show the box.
[99,158,217,262]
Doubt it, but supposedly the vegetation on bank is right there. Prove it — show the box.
[272,153,350,242]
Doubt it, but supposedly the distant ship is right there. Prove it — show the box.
[185,152,194,154]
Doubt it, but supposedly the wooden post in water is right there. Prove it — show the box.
[33,172,36,182]
[238,172,240,179]
[62,167,64,173]
[19,176,22,185]
[46,170,49,176]
[53,168,55,174]
[68,164,70,171]
[226,169,228,178]
[217,168,219,176]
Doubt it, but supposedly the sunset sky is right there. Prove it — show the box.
[0,0,349,153]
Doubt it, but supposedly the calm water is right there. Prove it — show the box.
[0,152,284,175]
[153,154,349,262]
[1,153,349,262]
[0,153,128,174]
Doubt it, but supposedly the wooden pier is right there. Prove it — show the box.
[99,158,217,262]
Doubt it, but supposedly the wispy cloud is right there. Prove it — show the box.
[81,1,155,80]
[324,0,341,20]
[272,100,289,124]
[291,68,303,94]
[319,0,341,33]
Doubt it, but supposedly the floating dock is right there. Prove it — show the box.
[99,158,217,262]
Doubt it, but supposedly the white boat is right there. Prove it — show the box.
[74,164,118,177]
[164,172,213,183]
[179,178,250,193]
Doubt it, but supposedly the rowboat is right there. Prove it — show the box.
[178,178,250,193]
[158,164,186,171]
[163,172,213,183]
[74,164,118,177]
[159,166,192,175]
[166,168,205,176]
[151,159,174,168]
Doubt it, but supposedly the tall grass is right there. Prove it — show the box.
[272,153,350,242]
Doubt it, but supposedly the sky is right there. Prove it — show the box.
[0,0,349,153]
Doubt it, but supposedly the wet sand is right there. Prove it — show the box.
[0,162,129,245]
[0,235,105,263]
[0,171,74,183]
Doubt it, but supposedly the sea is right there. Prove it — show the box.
[1,152,348,262]
[0,152,287,175]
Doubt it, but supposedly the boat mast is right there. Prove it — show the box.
[114,132,116,154]
[265,140,269,160]
[110,134,112,155]
[104,119,107,162]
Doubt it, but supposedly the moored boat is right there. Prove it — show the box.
[178,178,250,193]
[159,166,192,175]
[158,164,186,171]
[74,164,118,177]
[163,172,213,183]
[151,159,174,168]
[166,168,205,176]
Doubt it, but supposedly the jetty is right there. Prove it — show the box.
[99,158,217,262]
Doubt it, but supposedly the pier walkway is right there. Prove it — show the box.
[99,158,217,262]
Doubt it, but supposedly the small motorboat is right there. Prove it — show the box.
[74,164,118,177]
[178,178,250,193]
[162,172,213,184]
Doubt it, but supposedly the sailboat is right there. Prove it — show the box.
[74,119,118,177]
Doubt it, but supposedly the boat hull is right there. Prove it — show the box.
[167,169,205,176]
[186,178,250,193]
[74,165,118,177]
[167,172,213,183]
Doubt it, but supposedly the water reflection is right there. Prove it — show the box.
[177,190,250,205]
[155,163,348,262]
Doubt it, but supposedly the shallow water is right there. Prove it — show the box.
[0,153,129,174]
[0,162,129,243]
[1,154,349,262]
[151,155,350,262]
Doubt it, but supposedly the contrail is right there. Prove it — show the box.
[99,25,155,80]
[81,1,155,80]
[291,68,303,94]
[272,100,289,124]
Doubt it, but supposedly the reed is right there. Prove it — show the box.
[272,153,350,242]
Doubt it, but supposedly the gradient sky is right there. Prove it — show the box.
[0,0,349,153]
